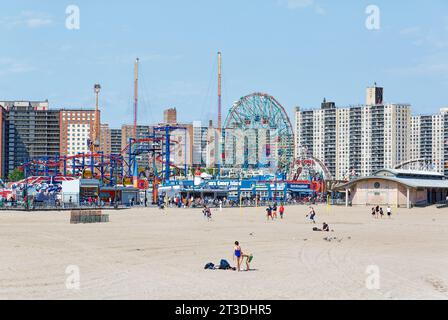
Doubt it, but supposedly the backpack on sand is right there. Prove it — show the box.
[204,262,215,270]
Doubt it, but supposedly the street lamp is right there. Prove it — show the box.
[92,84,101,152]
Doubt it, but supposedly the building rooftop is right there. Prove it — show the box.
[374,169,444,178]
[338,168,448,190]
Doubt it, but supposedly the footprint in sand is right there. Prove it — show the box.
[426,276,448,294]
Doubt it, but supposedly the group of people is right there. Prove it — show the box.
[371,205,392,219]
[265,203,285,221]
[306,206,333,232]
[233,241,253,272]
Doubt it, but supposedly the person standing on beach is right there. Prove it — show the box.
[375,205,380,219]
[371,207,376,218]
[387,205,392,218]
[379,207,384,218]
[307,207,316,224]
[272,203,278,219]
[279,204,285,219]
[206,206,212,221]
[233,241,252,272]
[266,205,273,221]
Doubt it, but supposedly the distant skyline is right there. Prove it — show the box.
[1,0,447,127]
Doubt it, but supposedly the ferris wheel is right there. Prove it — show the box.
[222,93,294,173]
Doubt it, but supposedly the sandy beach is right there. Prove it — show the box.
[1,205,448,300]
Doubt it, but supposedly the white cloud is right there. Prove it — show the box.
[385,63,448,77]
[278,0,326,15]
[0,57,37,76]
[283,0,314,9]
[399,26,421,36]
[26,17,52,28]
[400,25,448,49]
[384,51,448,77]
[314,5,326,15]
[0,11,53,29]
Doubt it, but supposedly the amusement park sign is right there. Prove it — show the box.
[207,181,241,187]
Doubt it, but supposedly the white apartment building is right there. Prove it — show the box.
[60,109,97,157]
[410,109,448,175]
[295,86,412,180]
[336,108,350,180]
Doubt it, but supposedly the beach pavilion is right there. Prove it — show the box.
[338,169,448,208]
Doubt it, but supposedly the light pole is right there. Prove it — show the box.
[91,84,101,153]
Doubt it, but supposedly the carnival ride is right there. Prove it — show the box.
[394,158,436,171]
[221,93,295,174]
[17,125,188,189]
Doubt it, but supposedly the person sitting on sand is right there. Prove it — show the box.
[313,222,331,232]
[233,241,252,272]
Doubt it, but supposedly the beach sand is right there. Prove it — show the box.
[1,205,448,300]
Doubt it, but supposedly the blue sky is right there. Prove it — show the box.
[0,0,447,127]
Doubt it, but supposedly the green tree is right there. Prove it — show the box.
[8,168,25,182]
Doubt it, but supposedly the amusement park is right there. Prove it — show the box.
[0,92,332,210]
[0,53,337,210]
[3,51,447,211]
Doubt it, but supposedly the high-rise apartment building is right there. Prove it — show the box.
[192,121,209,167]
[444,111,448,177]
[295,86,411,180]
[110,128,122,154]
[121,125,152,170]
[100,124,111,155]
[0,105,7,178]
[166,123,193,168]
[366,84,384,105]
[0,101,60,178]
[163,108,177,125]
[410,109,448,175]
[60,109,98,157]
[192,120,219,168]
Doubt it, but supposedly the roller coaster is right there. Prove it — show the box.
[18,125,188,187]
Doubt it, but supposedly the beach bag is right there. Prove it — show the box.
[204,262,215,270]
[219,259,231,270]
